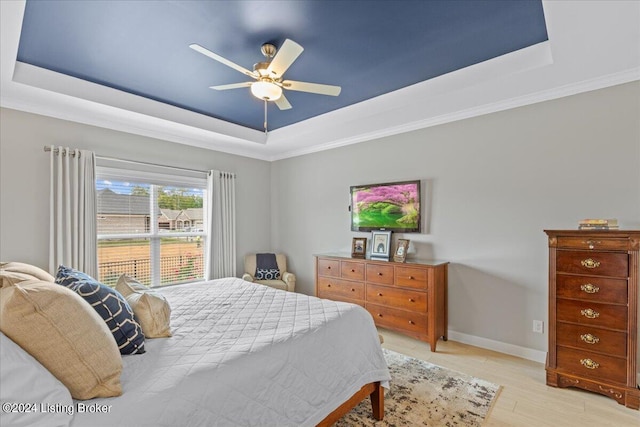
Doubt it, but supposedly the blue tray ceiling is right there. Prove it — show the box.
[17,1,547,132]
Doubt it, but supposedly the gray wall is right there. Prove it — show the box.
[1,82,638,357]
[0,108,272,275]
[272,82,640,355]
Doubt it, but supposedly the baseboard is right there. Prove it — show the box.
[447,331,547,364]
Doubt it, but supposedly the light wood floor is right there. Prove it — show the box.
[378,329,640,426]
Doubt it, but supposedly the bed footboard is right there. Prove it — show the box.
[316,381,383,426]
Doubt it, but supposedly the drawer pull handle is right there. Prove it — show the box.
[408,320,414,325]
[351,269,355,272]
[582,240,601,250]
[351,288,355,292]
[580,258,600,269]
[580,358,599,369]
[580,333,600,344]
[377,313,383,317]
[580,308,600,319]
[409,276,414,280]
[377,293,383,296]
[327,284,331,288]
[408,298,414,302]
[580,283,600,294]
[377,272,383,276]
[327,266,331,270]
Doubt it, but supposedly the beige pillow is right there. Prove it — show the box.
[0,280,122,399]
[0,262,55,288]
[116,275,172,338]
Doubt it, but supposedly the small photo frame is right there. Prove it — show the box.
[351,237,367,258]
[394,239,410,263]
[370,230,392,259]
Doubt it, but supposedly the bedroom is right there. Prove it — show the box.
[1,1,639,426]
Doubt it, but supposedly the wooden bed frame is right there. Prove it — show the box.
[317,381,383,426]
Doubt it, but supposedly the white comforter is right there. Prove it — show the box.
[70,278,390,427]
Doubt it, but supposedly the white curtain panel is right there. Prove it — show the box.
[206,170,237,279]
[49,146,98,277]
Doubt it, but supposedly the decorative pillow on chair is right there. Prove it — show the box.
[0,262,55,288]
[0,280,122,400]
[55,265,145,355]
[116,275,172,338]
[255,268,281,280]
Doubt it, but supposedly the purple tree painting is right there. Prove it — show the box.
[352,182,419,230]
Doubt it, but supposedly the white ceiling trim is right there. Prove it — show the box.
[2,1,639,162]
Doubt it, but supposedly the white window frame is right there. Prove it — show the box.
[96,162,208,287]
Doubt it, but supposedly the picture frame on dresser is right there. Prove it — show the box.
[393,239,409,263]
[351,237,367,258]
[370,230,392,259]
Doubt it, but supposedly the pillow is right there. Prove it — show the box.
[55,265,145,355]
[0,262,54,288]
[0,280,122,400]
[116,275,172,338]
[255,268,281,280]
[0,332,73,427]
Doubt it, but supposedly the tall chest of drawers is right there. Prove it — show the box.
[545,230,640,409]
[315,254,448,351]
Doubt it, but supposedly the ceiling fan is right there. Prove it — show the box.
[189,39,341,131]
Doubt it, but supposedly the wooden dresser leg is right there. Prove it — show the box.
[370,382,384,420]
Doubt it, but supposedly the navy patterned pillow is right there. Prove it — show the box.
[55,265,145,355]
[255,268,281,280]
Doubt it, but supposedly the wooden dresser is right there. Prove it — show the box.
[314,254,448,351]
[544,230,640,409]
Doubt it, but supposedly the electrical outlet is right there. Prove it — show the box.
[533,320,544,334]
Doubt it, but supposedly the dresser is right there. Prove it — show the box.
[314,254,448,351]
[544,230,640,409]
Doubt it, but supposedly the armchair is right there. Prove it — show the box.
[242,253,296,292]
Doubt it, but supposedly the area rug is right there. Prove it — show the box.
[336,349,502,426]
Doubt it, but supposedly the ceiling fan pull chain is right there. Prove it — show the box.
[264,100,268,134]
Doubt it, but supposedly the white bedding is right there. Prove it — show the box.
[70,278,390,427]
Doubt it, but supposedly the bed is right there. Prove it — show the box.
[59,277,390,426]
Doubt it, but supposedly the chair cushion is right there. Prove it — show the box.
[55,265,145,355]
[116,275,172,338]
[255,268,281,280]
[0,280,122,400]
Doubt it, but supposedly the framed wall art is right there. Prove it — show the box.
[370,230,392,259]
[351,237,367,258]
[393,239,410,262]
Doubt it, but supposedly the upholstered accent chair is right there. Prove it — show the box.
[242,253,296,292]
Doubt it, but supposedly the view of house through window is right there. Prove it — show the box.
[96,172,207,287]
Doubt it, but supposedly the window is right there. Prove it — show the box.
[96,163,208,287]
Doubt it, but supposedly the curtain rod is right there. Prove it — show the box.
[43,146,208,175]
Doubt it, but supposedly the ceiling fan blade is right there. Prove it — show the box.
[266,39,304,78]
[282,80,341,96]
[189,43,257,79]
[274,94,292,110]
[210,82,253,91]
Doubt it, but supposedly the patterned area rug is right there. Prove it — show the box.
[336,349,502,426]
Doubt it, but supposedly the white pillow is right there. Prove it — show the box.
[0,333,73,427]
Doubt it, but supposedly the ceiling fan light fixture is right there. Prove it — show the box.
[251,80,282,101]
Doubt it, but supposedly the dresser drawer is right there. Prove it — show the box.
[556,299,627,330]
[556,237,630,251]
[556,322,627,357]
[366,303,427,336]
[556,274,627,304]
[317,277,365,301]
[367,284,427,312]
[341,261,365,280]
[556,251,628,278]
[366,264,394,285]
[556,346,627,384]
[317,259,340,277]
[395,266,428,289]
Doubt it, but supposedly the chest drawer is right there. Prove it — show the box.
[556,346,627,384]
[556,274,627,304]
[366,264,394,285]
[341,261,365,280]
[395,266,428,289]
[366,303,428,336]
[367,284,427,312]
[556,251,628,278]
[556,322,627,357]
[317,259,340,277]
[317,277,365,301]
[557,237,630,251]
[556,299,627,330]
